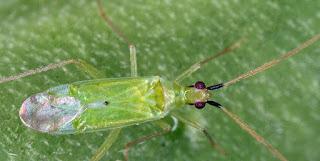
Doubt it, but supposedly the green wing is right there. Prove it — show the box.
[70,76,166,133]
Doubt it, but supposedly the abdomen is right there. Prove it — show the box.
[19,76,167,134]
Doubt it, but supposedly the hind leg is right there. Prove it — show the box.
[89,129,122,161]
[89,45,137,160]
[0,59,104,84]
[90,1,139,160]
[97,0,138,77]
[88,48,137,160]
[123,120,172,161]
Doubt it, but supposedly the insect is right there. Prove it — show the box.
[0,0,319,161]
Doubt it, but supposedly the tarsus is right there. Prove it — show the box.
[97,0,132,46]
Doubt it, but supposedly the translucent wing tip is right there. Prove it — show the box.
[19,92,81,133]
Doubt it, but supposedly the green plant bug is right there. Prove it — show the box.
[0,1,319,161]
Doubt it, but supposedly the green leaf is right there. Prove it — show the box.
[0,0,319,161]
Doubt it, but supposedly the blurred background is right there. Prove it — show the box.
[0,0,319,161]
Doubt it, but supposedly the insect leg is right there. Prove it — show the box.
[72,59,105,78]
[174,38,245,83]
[89,129,121,161]
[97,0,131,46]
[129,45,138,77]
[95,2,140,160]
[123,121,171,161]
[171,112,226,155]
[0,59,104,84]
[96,0,138,77]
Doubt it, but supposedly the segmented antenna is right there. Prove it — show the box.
[224,34,320,87]
[221,107,288,161]
[216,34,320,161]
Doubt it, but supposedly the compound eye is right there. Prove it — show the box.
[194,81,206,89]
[194,101,206,109]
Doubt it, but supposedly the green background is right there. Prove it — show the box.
[0,0,319,161]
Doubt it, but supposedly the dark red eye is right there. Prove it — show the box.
[194,101,206,109]
[195,81,206,89]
